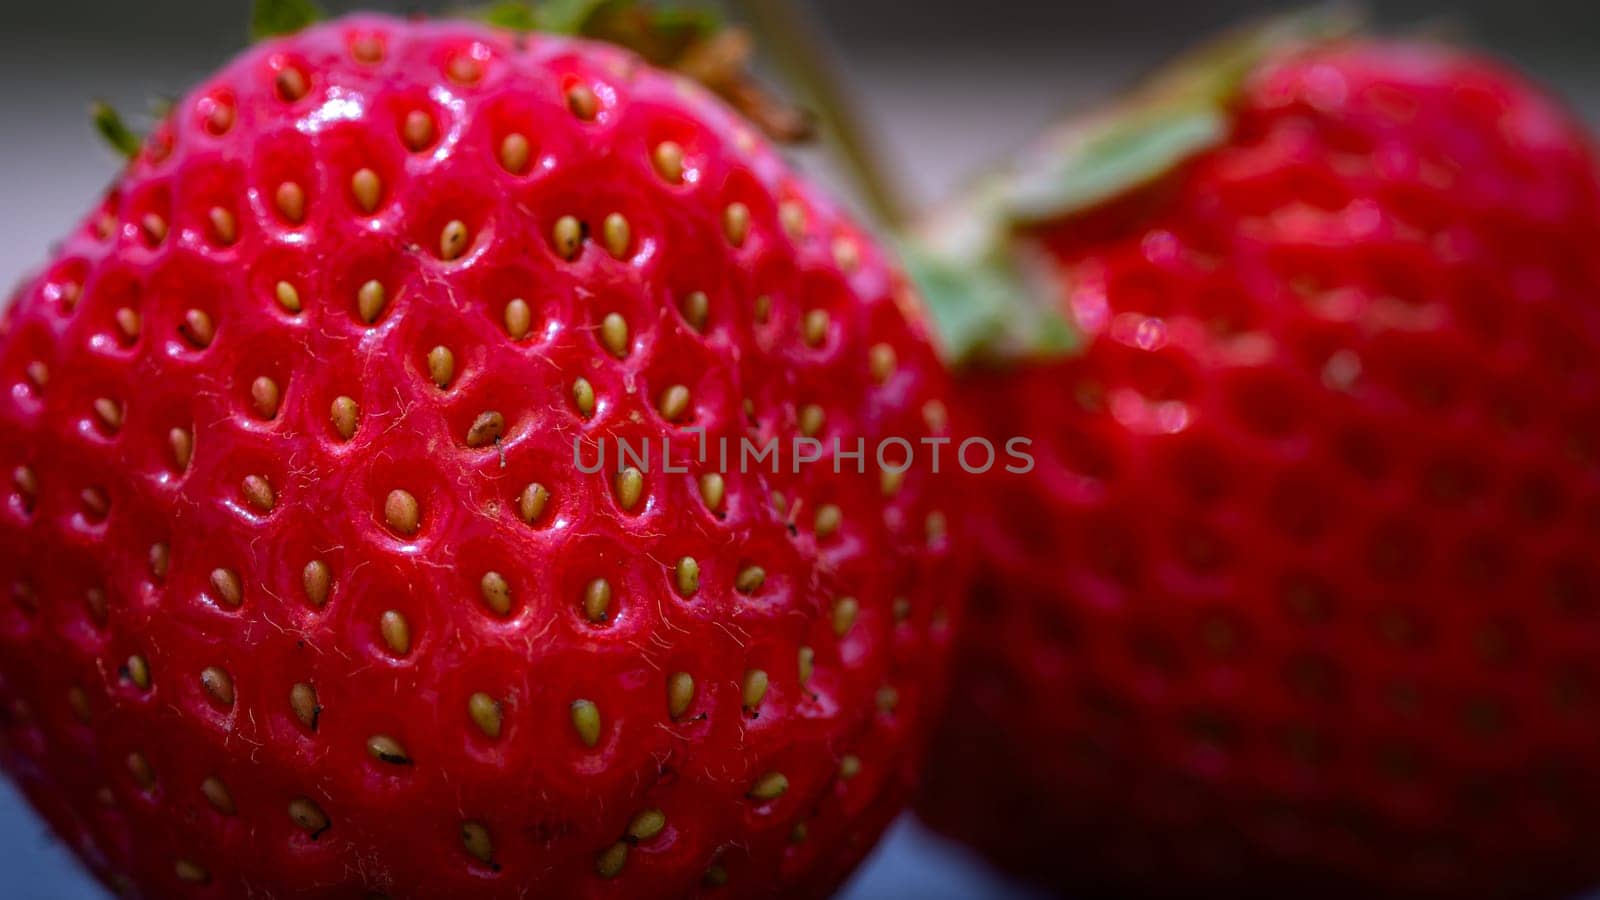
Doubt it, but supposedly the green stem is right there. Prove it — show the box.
[731,0,908,228]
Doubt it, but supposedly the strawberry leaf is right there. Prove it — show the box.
[480,1,713,39]
[536,0,611,34]
[999,4,1359,224]
[901,237,1078,365]
[1002,109,1223,223]
[478,1,799,143]
[482,2,541,31]
[644,6,719,39]
[90,101,141,161]
[908,4,1362,367]
[251,0,324,41]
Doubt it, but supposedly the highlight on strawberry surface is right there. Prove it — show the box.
[2,1,1600,899]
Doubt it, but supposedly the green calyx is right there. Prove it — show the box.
[249,0,675,39]
[90,101,141,160]
[901,200,1080,365]
[1000,108,1223,225]
[251,0,323,41]
[482,0,715,41]
[248,0,718,50]
[88,97,185,163]
[482,1,808,141]
[1001,3,1359,223]
[909,4,1362,366]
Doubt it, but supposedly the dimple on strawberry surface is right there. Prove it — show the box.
[919,39,1600,900]
[0,14,959,899]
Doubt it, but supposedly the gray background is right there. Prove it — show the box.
[0,0,1595,897]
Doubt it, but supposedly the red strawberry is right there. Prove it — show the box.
[0,12,959,898]
[912,17,1600,900]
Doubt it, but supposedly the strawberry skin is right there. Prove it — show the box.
[919,40,1600,900]
[0,15,958,898]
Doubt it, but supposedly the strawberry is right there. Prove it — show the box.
[910,15,1600,900]
[0,11,959,898]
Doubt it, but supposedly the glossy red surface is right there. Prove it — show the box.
[0,15,958,898]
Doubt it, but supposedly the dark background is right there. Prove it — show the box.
[0,1,1596,897]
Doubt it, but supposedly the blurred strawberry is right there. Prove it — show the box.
[0,8,959,898]
[910,13,1600,899]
